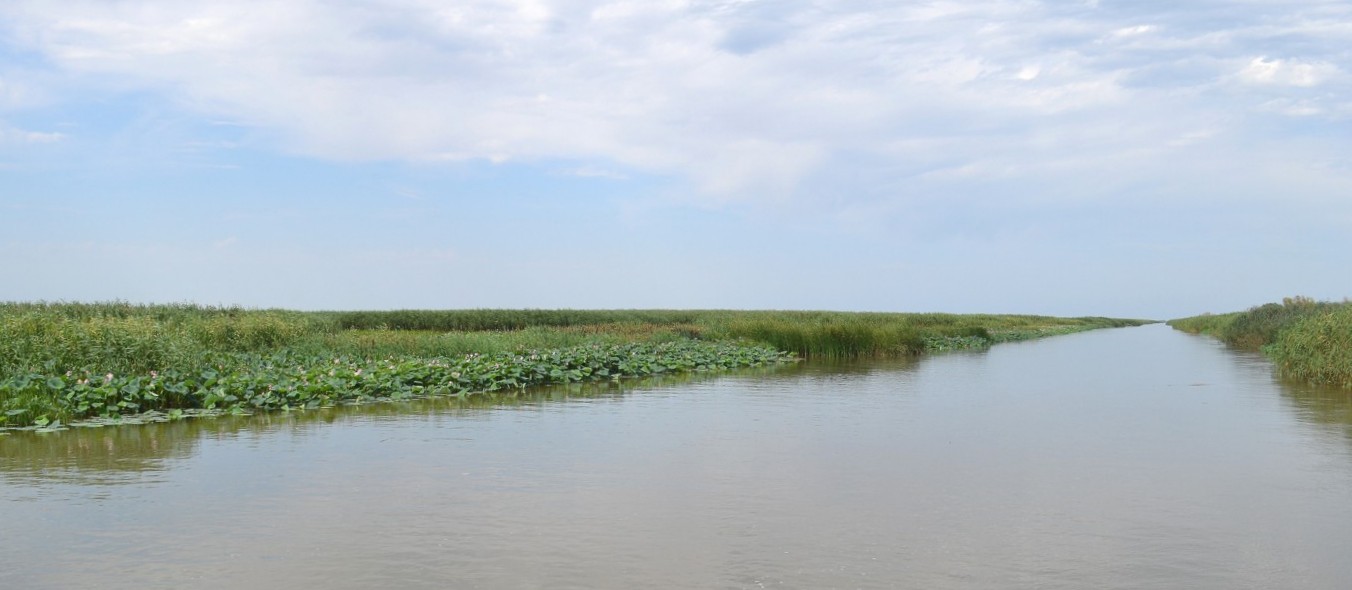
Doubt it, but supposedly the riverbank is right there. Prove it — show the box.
[1168,297,1352,389]
[1,303,1151,429]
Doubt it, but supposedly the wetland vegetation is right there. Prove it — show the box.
[1169,297,1352,389]
[0,302,1149,429]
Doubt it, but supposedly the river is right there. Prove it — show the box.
[3,324,1351,589]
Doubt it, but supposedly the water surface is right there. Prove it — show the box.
[3,324,1352,588]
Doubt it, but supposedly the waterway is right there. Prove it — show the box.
[3,324,1351,588]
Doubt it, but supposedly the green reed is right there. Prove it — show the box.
[1,302,1150,428]
[1269,305,1352,388]
[1169,297,1352,389]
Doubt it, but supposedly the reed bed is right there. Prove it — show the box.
[1270,305,1352,389]
[1,302,1149,429]
[328,308,1144,359]
[1169,297,1352,389]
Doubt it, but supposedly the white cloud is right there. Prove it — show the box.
[0,124,64,144]
[1239,56,1338,87]
[1259,98,1325,117]
[1111,25,1156,38]
[1,0,1351,208]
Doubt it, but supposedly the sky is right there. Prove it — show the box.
[1,0,1350,319]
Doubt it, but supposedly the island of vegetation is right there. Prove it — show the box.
[0,303,1150,431]
[1169,297,1352,389]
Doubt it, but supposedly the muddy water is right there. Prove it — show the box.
[3,324,1352,589]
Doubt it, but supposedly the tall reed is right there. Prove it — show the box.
[1269,305,1352,388]
[1169,297,1352,389]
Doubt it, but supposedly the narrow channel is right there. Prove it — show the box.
[3,324,1351,589]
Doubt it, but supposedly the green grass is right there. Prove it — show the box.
[1169,297,1352,389]
[1,302,1151,429]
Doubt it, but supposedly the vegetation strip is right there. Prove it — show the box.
[1168,297,1352,389]
[1,303,1151,429]
[1,341,792,431]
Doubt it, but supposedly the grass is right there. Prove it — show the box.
[1,302,1151,429]
[1168,297,1352,389]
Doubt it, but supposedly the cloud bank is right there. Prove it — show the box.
[3,0,1349,207]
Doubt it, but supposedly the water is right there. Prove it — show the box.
[3,324,1352,589]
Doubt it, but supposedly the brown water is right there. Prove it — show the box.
[3,324,1352,589]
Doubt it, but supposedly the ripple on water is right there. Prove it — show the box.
[2,325,1352,589]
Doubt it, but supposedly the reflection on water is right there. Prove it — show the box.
[1281,380,1352,442]
[1195,330,1352,449]
[0,368,793,485]
[1,420,202,487]
[3,326,1352,590]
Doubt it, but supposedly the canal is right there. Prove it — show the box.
[3,324,1350,588]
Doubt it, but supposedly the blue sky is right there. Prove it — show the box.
[2,0,1350,319]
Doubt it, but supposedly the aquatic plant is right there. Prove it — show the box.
[0,341,793,430]
[1269,305,1352,388]
[0,302,1150,428]
[1169,297,1352,389]
[1165,312,1240,338]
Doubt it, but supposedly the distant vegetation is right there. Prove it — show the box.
[1,302,1150,429]
[325,308,1147,358]
[1169,297,1352,389]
